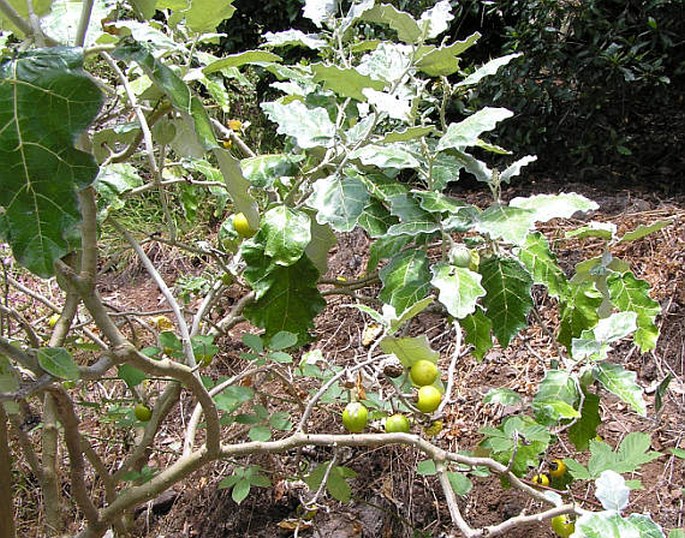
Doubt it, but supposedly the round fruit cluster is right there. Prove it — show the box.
[341,359,443,434]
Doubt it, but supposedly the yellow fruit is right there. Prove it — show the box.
[416,385,442,413]
[551,515,575,538]
[47,313,60,328]
[342,402,368,433]
[228,119,243,131]
[385,414,410,433]
[549,459,567,478]
[410,360,439,386]
[233,212,257,238]
[532,473,550,487]
[134,403,152,422]
[222,139,233,149]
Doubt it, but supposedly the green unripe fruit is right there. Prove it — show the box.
[134,403,152,422]
[551,515,575,538]
[409,359,439,386]
[416,385,442,413]
[342,402,368,433]
[233,212,257,238]
[449,244,472,268]
[385,413,410,433]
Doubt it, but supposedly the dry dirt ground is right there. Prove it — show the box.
[126,179,685,538]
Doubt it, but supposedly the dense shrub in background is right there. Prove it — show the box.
[467,0,685,181]
[220,0,685,187]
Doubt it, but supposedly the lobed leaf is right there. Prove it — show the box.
[480,257,533,347]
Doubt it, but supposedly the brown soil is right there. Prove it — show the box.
[125,179,685,538]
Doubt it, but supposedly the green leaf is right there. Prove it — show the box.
[431,263,486,319]
[417,459,437,475]
[326,467,355,503]
[499,155,537,183]
[566,221,617,241]
[558,281,604,350]
[362,4,422,43]
[213,385,254,413]
[617,219,672,244]
[350,144,420,169]
[568,390,601,450]
[509,192,598,222]
[367,235,410,271]
[389,297,435,335]
[654,374,672,414]
[261,100,335,149]
[456,53,522,88]
[483,388,522,406]
[231,479,251,504]
[476,205,535,245]
[378,126,435,144]
[214,148,259,226]
[564,458,591,480]
[117,364,147,389]
[532,370,580,424]
[303,0,337,27]
[131,0,157,19]
[262,29,326,50]
[593,362,647,416]
[248,425,272,442]
[94,163,145,216]
[461,309,493,361]
[37,348,80,380]
[164,0,236,33]
[436,108,514,152]
[480,257,533,347]
[478,416,551,476]
[516,232,568,298]
[447,471,472,497]
[268,331,298,351]
[311,63,385,101]
[240,154,301,189]
[357,42,412,84]
[243,255,325,343]
[607,271,661,352]
[379,335,439,369]
[113,39,216,150]
[308,173,369,232]
[41,0,113,47]
[0,48,103,277]
[261,206,311,266]
[379,250,432,313]
[305,219,337,274]
[203,50,281,75]
[617,432,661,469]
[415,33,480,76]
[575,506,665,538]
[572,312,638,362]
